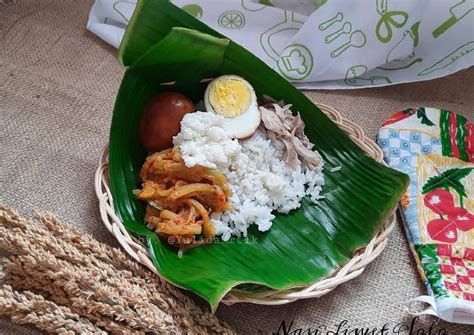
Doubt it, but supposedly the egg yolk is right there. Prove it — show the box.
[208,79,252,118]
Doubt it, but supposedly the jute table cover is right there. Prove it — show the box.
[1,1,473,334]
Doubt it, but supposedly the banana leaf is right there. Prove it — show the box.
[108,0,409,310]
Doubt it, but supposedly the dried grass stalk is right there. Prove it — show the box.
[0,205,234,334]
[0,284,106,334]
[35,211,227,332]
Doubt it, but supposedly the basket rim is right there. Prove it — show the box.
[95,102,397,306]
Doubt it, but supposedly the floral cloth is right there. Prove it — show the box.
[378,107,474,324]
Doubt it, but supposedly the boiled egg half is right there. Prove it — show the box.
[204,75,261,139]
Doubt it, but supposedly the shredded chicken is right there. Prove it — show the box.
[259,102,321,170]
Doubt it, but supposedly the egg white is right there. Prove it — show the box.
[204,75,261,139]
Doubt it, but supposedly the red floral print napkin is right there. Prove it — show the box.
[378,107,474,324]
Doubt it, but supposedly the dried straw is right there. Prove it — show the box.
[0,285,106,334]
[0,204,234,334]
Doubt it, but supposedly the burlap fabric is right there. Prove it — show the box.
[0,1,472,334]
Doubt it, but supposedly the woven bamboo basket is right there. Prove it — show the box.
[95,102,397,306]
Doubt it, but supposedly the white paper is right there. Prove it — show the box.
[87,0,474,89]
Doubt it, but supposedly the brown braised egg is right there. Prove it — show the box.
[138,92,195,152]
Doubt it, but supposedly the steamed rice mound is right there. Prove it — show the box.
[173,111,324,241]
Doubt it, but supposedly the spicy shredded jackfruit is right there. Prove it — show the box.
[136,148,231,247]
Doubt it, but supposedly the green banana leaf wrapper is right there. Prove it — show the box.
[108,0,409,310]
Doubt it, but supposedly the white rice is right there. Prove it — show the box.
[173,111,325,241]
